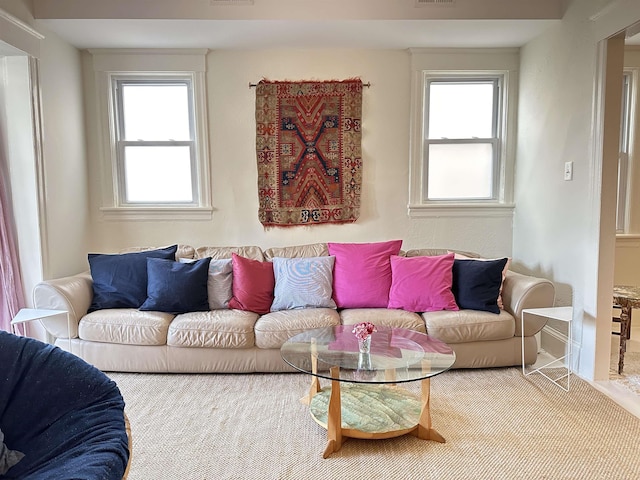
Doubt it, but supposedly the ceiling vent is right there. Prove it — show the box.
[209,0,254,5]
[415,0,456,6]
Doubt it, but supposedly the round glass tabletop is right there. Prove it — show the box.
[280,325,455,384]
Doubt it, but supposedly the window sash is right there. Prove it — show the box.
[616,72,632,233]
[424,139,497,201]
[117,141,198,205]
[426,78,499,140]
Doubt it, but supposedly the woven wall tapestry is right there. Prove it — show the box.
[255,79,363,227]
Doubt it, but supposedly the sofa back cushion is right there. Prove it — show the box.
[328,240,402,309]
[195,246,264,261]
[263,243,329,260]
[88,245,177,311]
[120,244,195,261]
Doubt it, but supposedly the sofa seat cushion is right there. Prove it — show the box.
[255,309,340,349]
[79,309,174,346]
[167,310,258,348]
[423,309,515,344]
[340,308,426,333]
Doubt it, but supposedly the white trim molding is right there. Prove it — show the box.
[0,8,44,58]
[408,48,519,218]
[90,49,212,221]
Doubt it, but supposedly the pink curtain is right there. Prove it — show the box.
[0,139,26,332]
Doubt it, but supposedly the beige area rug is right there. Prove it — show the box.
[610,348,640,396]
[108,368,640,480]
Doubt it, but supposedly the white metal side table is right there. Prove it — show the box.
[11,308,71,352]
[521,306,573,391]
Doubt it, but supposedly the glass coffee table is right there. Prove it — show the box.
[281,325,456,458]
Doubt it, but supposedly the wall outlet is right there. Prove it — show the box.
[564,161,573,181]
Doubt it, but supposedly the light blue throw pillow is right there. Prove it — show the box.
[271,256,337,311]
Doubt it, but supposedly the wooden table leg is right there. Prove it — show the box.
[411,359,445,443]
[618,306,631,374]
[323,366,344,458]
[301,339,321,405]
[412,376,445,443]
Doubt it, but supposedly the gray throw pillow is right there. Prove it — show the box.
[0,428,25,475]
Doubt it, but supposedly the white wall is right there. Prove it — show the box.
[36,21,89,278]
[515,0,640,380]
[84,48,514,259]
[0,1,89,291]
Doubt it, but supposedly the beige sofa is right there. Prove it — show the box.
[32,243,555,373]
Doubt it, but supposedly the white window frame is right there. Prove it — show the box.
[424,76,501,202]
[408,49,517,218]
[616,70,634,233]
[92,49,212,220]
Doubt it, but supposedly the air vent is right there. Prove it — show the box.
[416,0,455,6]
[210,0,254,5]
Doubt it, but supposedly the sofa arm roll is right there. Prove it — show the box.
[32,272,93,339]
[502,271,555,337]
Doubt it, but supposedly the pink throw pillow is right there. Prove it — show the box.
[388,254,459,312]
[228,253,274,314]
[328,240,402,308]
[451,252,511,309]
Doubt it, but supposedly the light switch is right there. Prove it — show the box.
[564,161,573,181]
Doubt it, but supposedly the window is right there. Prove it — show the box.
[92,49,211,220]
[616,71,632,233]
[114,77,197,204]
[425,78,500,201]
[408,52,517,218]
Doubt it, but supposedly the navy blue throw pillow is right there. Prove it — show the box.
[140,257,211,314]
[451,258,508,314]
[88,245,178,311]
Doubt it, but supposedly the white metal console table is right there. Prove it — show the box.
[521,306,573,391]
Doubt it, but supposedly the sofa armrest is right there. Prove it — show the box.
[32,272,93,339]
[502,271,555,337]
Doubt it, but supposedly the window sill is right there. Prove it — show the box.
[100,206,213,221]
[407,203,515,218]
[615,234,640,248]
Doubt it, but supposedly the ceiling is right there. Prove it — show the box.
[29,0,573,50]
[3,0,639,51]
[35,19,566,50]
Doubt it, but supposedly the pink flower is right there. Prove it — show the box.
[352,322,377,340]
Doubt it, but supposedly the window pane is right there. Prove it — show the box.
[427,143,493,200]
[428,82,495,139]
[124,146,193,202]
[122,83,191,141]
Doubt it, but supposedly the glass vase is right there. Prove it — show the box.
[358,335,371,354]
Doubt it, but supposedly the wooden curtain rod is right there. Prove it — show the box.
[249,81,371,88]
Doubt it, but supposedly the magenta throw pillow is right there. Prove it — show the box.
[228,253,274,314]
[388,254,459,312]
[328,240,402,308]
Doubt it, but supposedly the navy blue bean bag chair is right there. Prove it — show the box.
[0,331,129,479]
